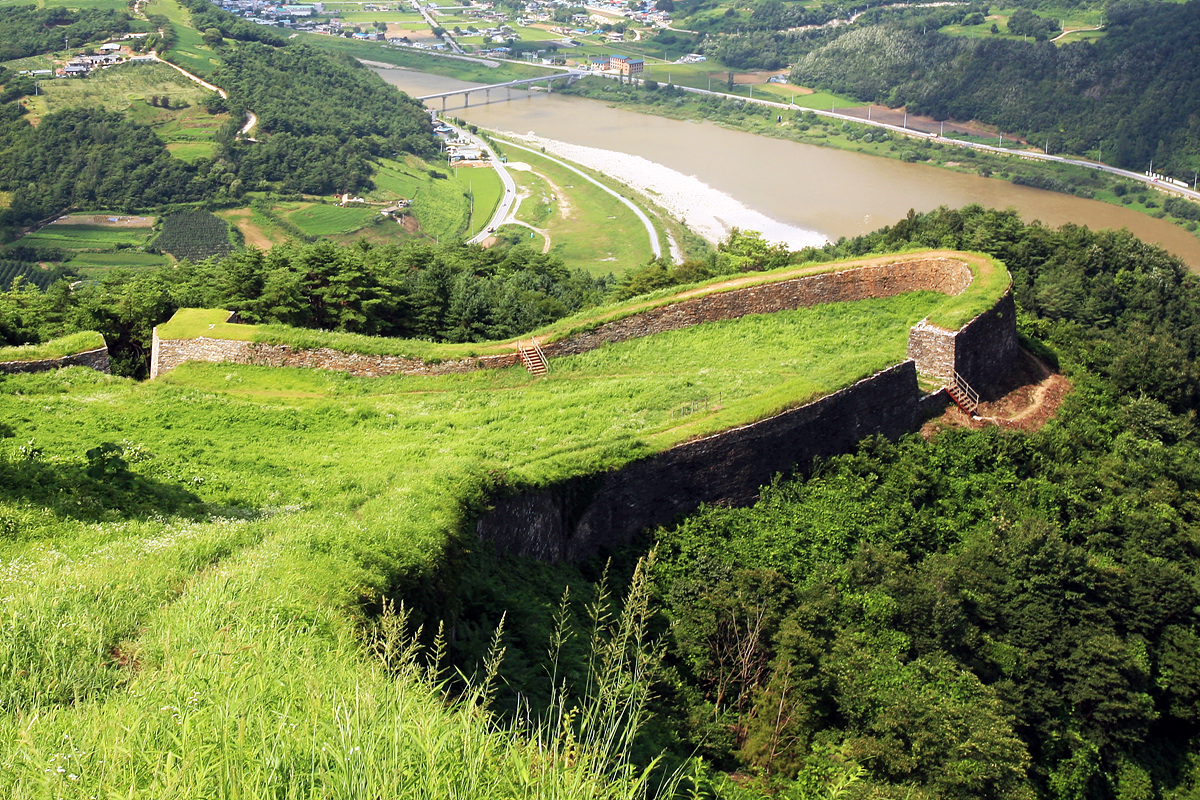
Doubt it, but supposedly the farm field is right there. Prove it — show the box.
[285,203,384,238]
[66,251,172,274]
[31,61,213,115]
[0,253,1006,797]
[153,210,238,261]
[22,60,229,152]
[17,224,153,251]
[216,205,291,249]
[462,163,504,234]
[940,6,1106,42]
[337,10,425,23]
[7,216,162,276]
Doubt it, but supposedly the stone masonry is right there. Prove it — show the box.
[0,346,111,376]
[151,255,980,380]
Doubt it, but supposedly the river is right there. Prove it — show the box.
[376,66,1200,269]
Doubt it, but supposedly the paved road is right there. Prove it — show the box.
[436,119,518,245]
[410,0,465,54]
[499,138,663,259]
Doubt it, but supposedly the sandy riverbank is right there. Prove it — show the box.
[504,133,829,251]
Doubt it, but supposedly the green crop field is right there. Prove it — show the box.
[1,54,54,71]
[337,10,424,23]
[0,252,1007,798]
[18,224,152,251]
[66,251,173,274]
[33,61,214,114]
[463,164,503,234]
[285,203,384,238]
[367,156,434,204]
[165,140,218,161]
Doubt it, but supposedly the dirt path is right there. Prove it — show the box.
[925,349,1072,434]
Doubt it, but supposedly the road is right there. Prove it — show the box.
[499,138,663,259]
[410,0,465,54]
[238,110,257,138]
[436,119,518,245]
[147,52,226,98]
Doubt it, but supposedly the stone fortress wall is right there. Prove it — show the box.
[151,255,997,384]
[0,346,111,376]
[148,254,1019,562]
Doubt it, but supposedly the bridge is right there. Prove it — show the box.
[418,71,584,110]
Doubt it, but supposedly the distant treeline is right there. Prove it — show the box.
[786,0,1200,175]
[0,239,612,376]
[0,5,132,62]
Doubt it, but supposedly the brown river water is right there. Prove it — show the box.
[376,66,1200,270]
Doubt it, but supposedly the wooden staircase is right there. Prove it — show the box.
[517,340,548,376]
[946,371,980,415]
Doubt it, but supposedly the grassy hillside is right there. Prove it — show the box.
[0,251,1005,797]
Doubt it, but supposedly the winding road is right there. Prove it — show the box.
[499,138,663,259]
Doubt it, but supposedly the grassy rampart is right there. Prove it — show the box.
[157,250,1008,362]
[0,331,106,362]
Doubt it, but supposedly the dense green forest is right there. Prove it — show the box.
[445,206,1200,799]
[213,44,438,194]
[786,0,1200,175]
[0,103,211,228]
[0,238,611,375]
